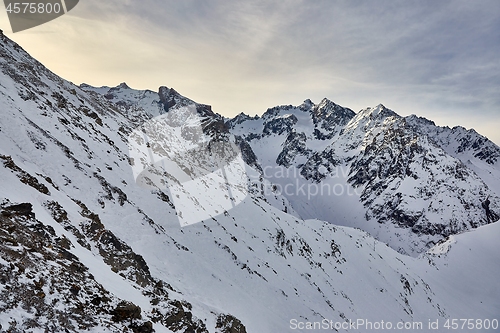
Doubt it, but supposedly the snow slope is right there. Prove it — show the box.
[0,31,498,333]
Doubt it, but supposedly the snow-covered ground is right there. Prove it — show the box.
[0,32,498,332]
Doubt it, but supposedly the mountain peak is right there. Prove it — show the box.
[318,97,335,105]
[116,82,131,89]
[158,86,192,113]
[405,114,436,127]
[311,98,355,127]
[316,98,349,112]
[299,99,314,111]
[226,112,257,128]
[107,82,131,93]
[358,104,399,119]
[371,103,388,114]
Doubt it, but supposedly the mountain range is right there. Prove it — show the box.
[0,31,499,332]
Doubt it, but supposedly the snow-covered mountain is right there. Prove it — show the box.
[229,101,500,256]
[0,31,499,333]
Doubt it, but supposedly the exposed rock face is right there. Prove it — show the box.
[235,135,262,172]
[0,203,116,332]
[111,301,142,322]
[158,86,190,113]
[2,202,34,218]
[311,98,356,139]
[276,131,310,168]
[263,114,298,136]
[216,314,247,333]
[158,85,228,137]
[0,199,214,332]
[482,196,499,223]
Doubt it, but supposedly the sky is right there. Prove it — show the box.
[1,0,500,144]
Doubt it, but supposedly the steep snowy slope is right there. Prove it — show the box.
[0,31,499,333]
[421,220,500,321]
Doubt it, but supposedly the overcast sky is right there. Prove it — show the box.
[2,0,500,143]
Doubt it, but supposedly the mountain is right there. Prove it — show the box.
[229,101,500,255]
[0,31,499,332]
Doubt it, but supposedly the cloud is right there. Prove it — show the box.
[3,0,500,143]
